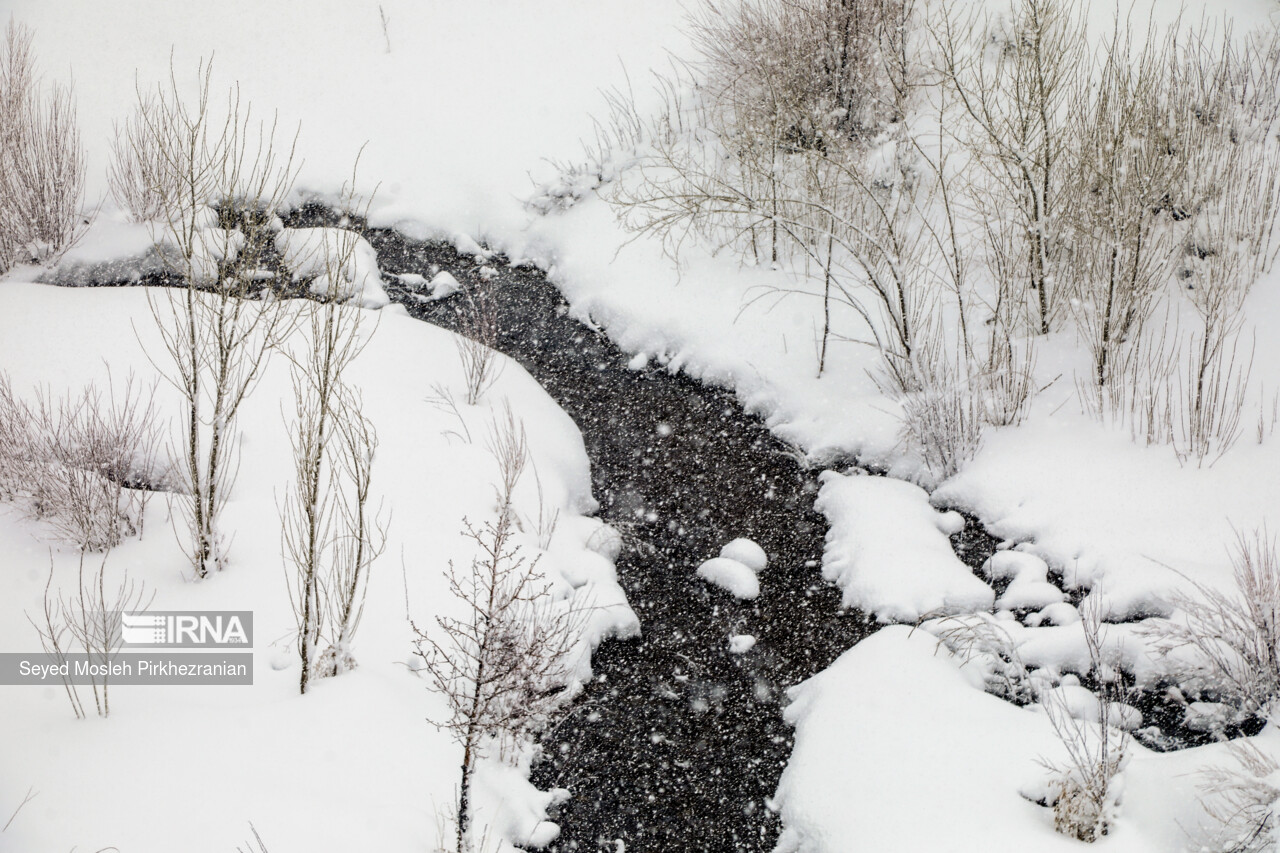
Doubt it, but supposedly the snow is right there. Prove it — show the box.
[695,557,759,601]
[5,0,1280,848]
[0,281,630,852]
[987,551,1067,611]
[729,635,757,655]
[427,270,462,301]
[719,538,768,573]
[815,473,994,622]
[274,227,389,309]
[772,624,1277,853]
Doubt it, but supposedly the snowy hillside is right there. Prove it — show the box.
[3,0,1280,851]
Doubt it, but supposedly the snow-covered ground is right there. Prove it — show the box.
[5,0,1280,850]
[0,281,633,851]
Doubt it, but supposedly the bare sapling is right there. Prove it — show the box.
[283,221,386,694]
[137,58,300,577]
[28,553,151,719]
[411,408,586,853]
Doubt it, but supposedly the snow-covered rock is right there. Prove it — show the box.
[275,227,389,309]
[696,557,759,600]
[719,537,767,572]
[427,270,462,300]
[816,472,994,622]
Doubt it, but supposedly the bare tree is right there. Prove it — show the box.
[283,221,386,694]
[411,409,585,853]
[931,0,1086,335]
[137,58,300,577]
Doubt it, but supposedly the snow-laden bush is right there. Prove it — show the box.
[0,19,88,270]
[0,371,161,552]
[1197,740,1280,853]
[1144,529,1280,727]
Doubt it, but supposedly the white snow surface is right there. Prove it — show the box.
[0,281,632,852]
[7,0,1280,850]
[773,625,1278,853]
[816,472,994,622]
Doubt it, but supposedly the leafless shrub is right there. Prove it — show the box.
[108,93,176,222]
[427,382,475,446]
[0,371,161,551]
[525,459,560,551]
[139,58,300,577]
[28,553,151,719]
[890,340,985,482]
[931,599,1131,842]
[980,333,1037,428]
[1039,597,1130,842]
[1143,528,1280,725]
[1175,326,1253,467]
[928,612,1033,704]
[454,285,503,406]
[1197,740,1280,853]
[283,220,387,694]
[411,409,586,853]
[689,0,910,147]
[0,18,88,268]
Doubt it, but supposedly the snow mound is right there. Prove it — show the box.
[987,551,1066,611]
[274,227,389,308]
[729,634,756,654]
[773,626,1079,853]
[395,271,430,290]
[816,472,994,622]
[1036,684,1143,731]
[719,537,767,572]
[428,270,462,301]
[696,557,759,600]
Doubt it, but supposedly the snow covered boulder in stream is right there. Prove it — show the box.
[274,227,389,308]
[697,556,759,600]
[427,270,462,300]
[815,472,994,622]
[720,537,768,572]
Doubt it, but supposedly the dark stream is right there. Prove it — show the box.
[361,225,873,853]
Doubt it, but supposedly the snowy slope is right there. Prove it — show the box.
[0,281,631,852]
